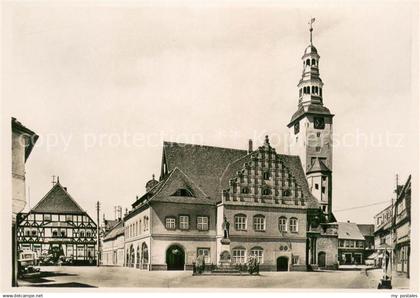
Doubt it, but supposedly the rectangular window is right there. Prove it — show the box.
[65,215,72,222]
[44,214,51,221]
[315,184,319,190]
[197,216,209,231]
[321,186,326,194]
[339,240,345,247]
[289,218,298,233]
[279,217,287,232]
[179,216,189,230]
[232,249,246,264]
[35,214,43,221]
[165,217,176,230]
[253,216,265,231]
[292,256,300,265]
[52,214,58,222]
[197,248,210,264]
[234,216,247,231]
[315,146,321,152]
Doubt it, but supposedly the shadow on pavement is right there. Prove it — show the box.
[31,282,96,288]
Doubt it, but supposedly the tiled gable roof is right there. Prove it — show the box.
[357,224,374,237]
[31,183,86,215]
[338,222,365,240]
[162,142,248,202]
[103,220,124,241]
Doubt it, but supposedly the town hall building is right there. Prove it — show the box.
[102,21,340,271]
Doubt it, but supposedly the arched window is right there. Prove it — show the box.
[126,249,129,267]
[320,88,322,97]
[171,188,193,197]
[279,216,288,232]
[60,230,66,237]
[241,187,250,194]
[80,230,85,237]
[253,215,266,231]
[282,189,291,197]
[306,59,310,66]
[234,214,247,231]
[312,86,315,94]
[289,218,298,233]
[250,247,264,263]
[52,229,58,237]
[312,58,316,66]
[31,230,37,236]
[144,216,149,231]
[86,231,91,238]
[25,229,30,236]
[232,247,246,264]
[142,242,149,264]
[315,86,318,94]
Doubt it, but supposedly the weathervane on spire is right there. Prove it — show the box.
[309,17,316,45]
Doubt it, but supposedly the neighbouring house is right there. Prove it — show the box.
[17,179,98,265]
[11,117,38,286]
[337,222,366,265]
[373,204,393,267]
[102,220,125,266]
[393,175,411,278]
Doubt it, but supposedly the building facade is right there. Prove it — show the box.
[101,22,339,272]
[17,180,98,265]
[337,222,371,265]
[11,117,38,286]
[102,220,125,266]
[393,175,411,277]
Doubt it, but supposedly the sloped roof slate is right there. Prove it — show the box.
[31,183,86,215]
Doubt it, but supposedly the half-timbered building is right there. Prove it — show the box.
[17,180,98,265]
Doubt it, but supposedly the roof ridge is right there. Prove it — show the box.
[163,141,248,152]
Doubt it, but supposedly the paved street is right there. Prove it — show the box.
[17,266,409,289]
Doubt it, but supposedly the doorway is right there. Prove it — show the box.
[318,251,326,267]
[276,256,289,271]
[166,245,185,270]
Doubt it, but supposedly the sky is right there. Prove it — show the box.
[2,0,419,225]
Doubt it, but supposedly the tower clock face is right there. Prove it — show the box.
[314,117,325,129]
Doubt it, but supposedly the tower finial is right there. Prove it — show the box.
[309,17,316,45]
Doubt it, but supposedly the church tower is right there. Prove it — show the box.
[287,19,334,218]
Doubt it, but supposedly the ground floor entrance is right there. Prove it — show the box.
[166,245,185,270]
[276,256,288,271]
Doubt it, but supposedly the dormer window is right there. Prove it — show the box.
[171,188,193,197]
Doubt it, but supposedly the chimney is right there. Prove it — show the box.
[248,139,253,153]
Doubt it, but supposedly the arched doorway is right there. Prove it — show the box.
[166,245,185,270]
[277,256,289,271]
[318,251,326,268]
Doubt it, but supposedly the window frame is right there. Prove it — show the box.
[279,216,288,232]
[197,216,209,231]
[232,247,246,264]
[234,214,247,231]
[250,247,264,264]
[165,216,177,230]
[179,215,190,230]
[253,215,266,232]
[197,247,211,264]
[289,217,298,233]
